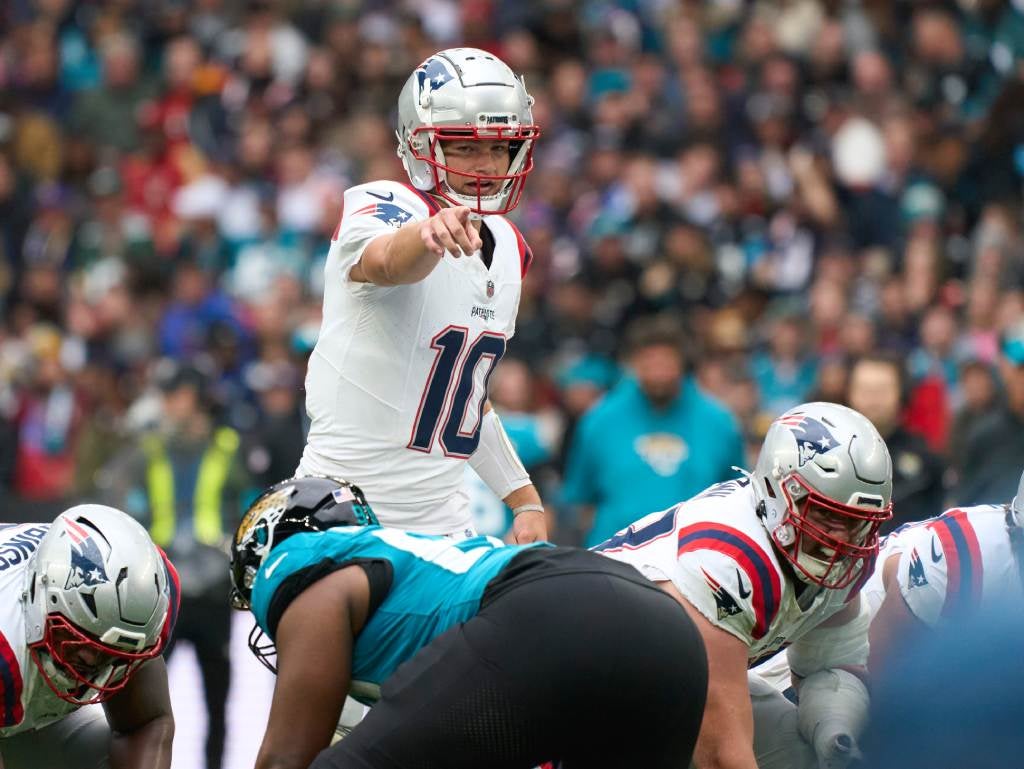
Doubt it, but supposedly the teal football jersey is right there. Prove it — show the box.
[250,526,550,701]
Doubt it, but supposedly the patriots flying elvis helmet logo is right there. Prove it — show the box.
[701,568,742,620]
[353,202,414,229]
[63,518,109,590]
[416,58,454,95]
[777,413,840,467]
[908,547,928,588]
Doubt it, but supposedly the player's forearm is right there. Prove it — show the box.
[109,713,174,769]
[503,483,542,509]
[693,688,758,769]
[255,750,312,769]
[693,733,760,769]
[361,223,442,286]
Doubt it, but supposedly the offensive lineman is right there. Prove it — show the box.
[593,402,893,769]
[867,472,1024,672]
[750,466,1024,768]
[297,48,546,544]
[0,506,179,769]
[230,476,708,769]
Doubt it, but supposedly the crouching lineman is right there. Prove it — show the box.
[867,466,1024,672]
[230,476,708,769]
[0,506,180,769]
[750,465,1024,768]
[593,402,893,769]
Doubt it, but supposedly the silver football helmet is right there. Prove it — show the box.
[396,47,540,214]
[753,403,893,589]
[23,505,174,704]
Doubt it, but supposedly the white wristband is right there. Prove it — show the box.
[468,410,531,500]
[512,504,545,517]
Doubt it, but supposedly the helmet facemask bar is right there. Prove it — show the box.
[776,473,892,589]
[409,124,540,214]
[247,622,278,674]
[29,613,162,705]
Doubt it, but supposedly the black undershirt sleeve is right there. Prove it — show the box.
[479,222,495,270]
[266,558,394,638]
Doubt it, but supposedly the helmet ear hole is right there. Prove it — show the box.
[81,592,98,619]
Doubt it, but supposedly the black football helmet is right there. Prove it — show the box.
[229,476,378,611]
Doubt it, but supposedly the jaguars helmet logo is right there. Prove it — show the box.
[235,486,295,549]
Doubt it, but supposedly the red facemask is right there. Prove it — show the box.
[408,125,540,214]
[28,614,162,705]
[775,473,893,589]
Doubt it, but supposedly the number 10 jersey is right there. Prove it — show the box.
[298,180,532,533]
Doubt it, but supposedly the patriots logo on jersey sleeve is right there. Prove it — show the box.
[777,414,839,467]
[907,547,928,588]
[702,568,743,619]
[63,518,109,590]
[416,58,454,94]
[353,202,414,229]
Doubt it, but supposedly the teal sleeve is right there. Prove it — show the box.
[722,412,746,479]
[560,414,599,506]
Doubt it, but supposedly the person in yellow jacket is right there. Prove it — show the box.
[100,360,251,769]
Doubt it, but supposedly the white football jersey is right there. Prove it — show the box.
[0,524,81,738]
[299,180,531,533]
[595,478,864,667]
[862,504,1023,627]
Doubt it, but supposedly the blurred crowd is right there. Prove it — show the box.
[2,0,1024,546]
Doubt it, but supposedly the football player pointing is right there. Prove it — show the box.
[298,48,546,544]
[594,402,893,769]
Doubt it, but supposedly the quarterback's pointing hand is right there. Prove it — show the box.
[420,206,483,257]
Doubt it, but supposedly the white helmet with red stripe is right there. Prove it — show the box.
[22,505,175,705]
[396,48,540,214]
[753,402,893,589]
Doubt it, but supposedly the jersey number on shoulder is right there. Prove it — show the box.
[408,326,506,458]
[371,528,496,573]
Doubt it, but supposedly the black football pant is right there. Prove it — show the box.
[314,547,708,769]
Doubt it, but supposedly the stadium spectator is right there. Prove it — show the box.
[847,355,945,532]
[957,322,1024,505]
[101,360,250,769]
[240,358,306,491]
[561,314,744,546]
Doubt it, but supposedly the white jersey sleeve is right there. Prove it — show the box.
[674,547,763,646]
[894,523,948,628]
[596,481,785,650]
[333,181,432,287]
[894,507,999,628]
